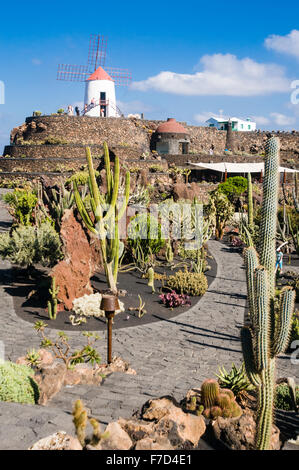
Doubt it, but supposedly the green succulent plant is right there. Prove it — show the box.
[0,362,39,404]
[166,269,208,296]
[216,362,255,397]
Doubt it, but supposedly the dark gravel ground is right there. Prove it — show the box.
[10,255,217,331]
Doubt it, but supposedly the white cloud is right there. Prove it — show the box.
[270,112,295,126]
[265,30,299,59]
[131,53,290,97]
[117,100,153,114]
[194,111,227,123]
[252,115,271,126]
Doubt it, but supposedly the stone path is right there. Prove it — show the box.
[0,191,298,449]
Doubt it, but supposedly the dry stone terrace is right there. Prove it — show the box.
[0,190,298,449]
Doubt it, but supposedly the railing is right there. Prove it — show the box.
[81,100,123,117]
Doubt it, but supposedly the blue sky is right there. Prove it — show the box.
[0,0,299,152]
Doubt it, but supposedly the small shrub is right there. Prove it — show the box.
[57,108,65,114]
[274,383,299,411]
[166,270,208,296]
[289,310,299,345]
[149,164,164,173]
[43,135,68,145]
[33,321,102,369]
[218,176,248,201]
[0,222,63,267]
[128,213,165,258]
[2,189,38,225]
[66,170,99,186]
[0,361,39,404]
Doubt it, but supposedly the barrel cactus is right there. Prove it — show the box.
[200,379,242,419]
[241,137,295,450]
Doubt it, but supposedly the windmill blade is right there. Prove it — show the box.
[88,34,107,71]
[57,64,89,82]
[104,67,132,86]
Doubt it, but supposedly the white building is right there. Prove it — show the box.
[84,67,119,117]
[206,116,256,132]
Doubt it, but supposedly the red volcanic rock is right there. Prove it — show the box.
[173,182,202,202]
[50,209,102,310]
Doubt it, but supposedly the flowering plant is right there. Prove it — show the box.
[159,291,191,309]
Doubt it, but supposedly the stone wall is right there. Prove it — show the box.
[3,144,142,160]
[1,115,298,180]
[164,153,262,167]
[7,115,299,157]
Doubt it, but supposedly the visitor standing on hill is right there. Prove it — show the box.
[67,105,74,116]
[75,106,80,116]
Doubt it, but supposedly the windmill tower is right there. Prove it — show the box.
[57,34,132,117]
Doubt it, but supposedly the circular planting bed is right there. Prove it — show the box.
[10,255,217,331]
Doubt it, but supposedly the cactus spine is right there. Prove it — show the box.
[74,144,130,293]
[241,137,295,450]
[47,276,59,320]
[247,172,254,227]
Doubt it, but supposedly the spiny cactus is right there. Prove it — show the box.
[165,240,174,264]
[201,379,220,408]
[241,137,296,450]
[47,276,59,320]
[72,399,109,448]
[199,379,242,420]
[247,172,254,227]
[147,267,155,293]
[74,144,130,293]
[166,269,208,296]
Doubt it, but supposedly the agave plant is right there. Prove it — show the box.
[215,362,255,397]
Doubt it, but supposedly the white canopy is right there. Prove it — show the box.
[188,161,298,174]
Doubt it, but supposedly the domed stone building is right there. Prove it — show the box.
[153,118,190,155]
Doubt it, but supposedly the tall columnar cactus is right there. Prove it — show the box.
[241,137,295,450]
[74,143,130,293]
[247,172,253,227]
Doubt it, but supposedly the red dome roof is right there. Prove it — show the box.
[87,66,113,81]
[156,118,188,134]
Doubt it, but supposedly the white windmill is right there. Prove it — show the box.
[57,34,132,117]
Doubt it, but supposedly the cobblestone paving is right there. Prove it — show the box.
[0,191,298,449]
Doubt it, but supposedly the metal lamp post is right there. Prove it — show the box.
[100,295,119,364]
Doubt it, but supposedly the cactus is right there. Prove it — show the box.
[201,379,220,408]
[72,399,109,448]
[165,240,174,264]
[147,267,155,293]
[47,276,59,320]
[74,144,130,293]
[247,172,254,227]
[241,137,296,450]
[199,379,242,420]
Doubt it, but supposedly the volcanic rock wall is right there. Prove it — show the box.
[1,115,298,180]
